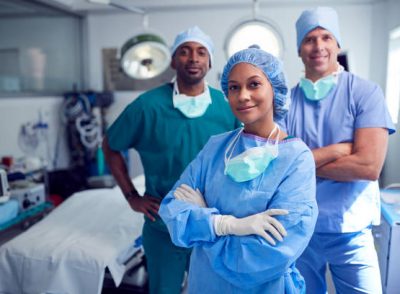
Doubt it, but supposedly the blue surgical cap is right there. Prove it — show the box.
[171,26,214,66]
[296,7,341,52]
[220,48,290,121]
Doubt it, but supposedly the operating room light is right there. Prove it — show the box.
[120,34,171,80]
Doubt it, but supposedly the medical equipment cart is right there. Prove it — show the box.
[373,193,400,294]
[0,202,53,246]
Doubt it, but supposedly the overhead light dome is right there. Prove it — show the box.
[120,34,170,80]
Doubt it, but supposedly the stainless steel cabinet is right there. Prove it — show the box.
[373,201,400,294]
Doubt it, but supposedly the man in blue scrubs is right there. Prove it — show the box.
[283,7,395,294]
[102,26,239,294]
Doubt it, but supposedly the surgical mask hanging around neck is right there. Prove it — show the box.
[224,125,280,183]
[300,64,344,101]
[172,81,212,118]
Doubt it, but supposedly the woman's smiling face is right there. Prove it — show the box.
[227,62,274,135]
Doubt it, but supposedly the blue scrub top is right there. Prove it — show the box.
[283,71,395,233]
[159,130,317,293]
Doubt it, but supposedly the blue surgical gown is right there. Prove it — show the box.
[159,130,318,293]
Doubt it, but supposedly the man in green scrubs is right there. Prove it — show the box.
[102,26,240,294]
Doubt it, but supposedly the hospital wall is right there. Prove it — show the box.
[0,96,69,169]
[84,3,374,90]
[371,0,400,187]
[0,1,399,185]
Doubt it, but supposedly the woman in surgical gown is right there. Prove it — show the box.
[159,47,318,293]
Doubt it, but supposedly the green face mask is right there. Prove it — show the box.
[299,74,337,101]
[173,95,211,118]
[172,81,211,118]
[224,125,279,183]
[299,63,344,101]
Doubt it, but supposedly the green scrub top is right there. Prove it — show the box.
[107,82,240,201]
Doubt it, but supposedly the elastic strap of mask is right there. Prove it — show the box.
[173,80,208,96]
[173,80,179,96]
[224,124,279,168]
[274,125,280,146]
[300,62,344,81]
[332,62,344,76]
[224,128,244,167]
[266,124,280,157]
[332,62,344,84]
[267,124,279,143]
[331,63,344,84]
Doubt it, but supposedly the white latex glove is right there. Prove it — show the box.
[173,184,207,208]
[213,209,289,245]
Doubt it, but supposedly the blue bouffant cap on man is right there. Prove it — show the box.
[220,47,290,121]
[171,26,214,66]
[296,6,341,53]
